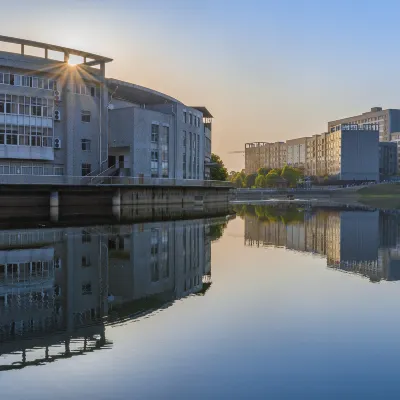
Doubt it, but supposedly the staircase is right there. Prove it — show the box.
[89,165,118,185]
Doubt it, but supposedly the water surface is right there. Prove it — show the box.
[2,206,400,399]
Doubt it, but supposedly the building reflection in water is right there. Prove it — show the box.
[240,205,400,283]
[0,216,230,371]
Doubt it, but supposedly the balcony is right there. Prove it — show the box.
[0,145,54,161]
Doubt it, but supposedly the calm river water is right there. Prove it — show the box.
[2,205,400,399]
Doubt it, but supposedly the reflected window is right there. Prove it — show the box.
[82,230,91,243]
[151,261,159,282]
[82,255,91,267]
[108,238,117,250]
[82,282,92,295]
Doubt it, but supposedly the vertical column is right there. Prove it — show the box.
[21,44,24,55]
[50,191,59,204]
[112,189,121,220]
[99,62,108,170]
[64,63,74,177]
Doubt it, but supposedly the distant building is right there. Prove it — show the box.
[379,142,397,177]
[390,132,400,173]
[327,123,379,181]
[328,107,400,142]
[286,137,308,169]
[305,133,328,177]
[244,141,287,174]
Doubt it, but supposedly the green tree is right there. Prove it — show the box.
[257,167,271,176]
[270,168,282,176]
[245,173,257,188]
[233,174,244,188]
[210,153,228,181]
[207,222,227,242]
[255,174,266,188]
[265,171,281,187]
[281,165,303,187]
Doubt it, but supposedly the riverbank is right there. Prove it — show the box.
[357,184,400,209]
[231,184,400,210]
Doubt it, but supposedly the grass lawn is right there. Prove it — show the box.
[357,184,400,208]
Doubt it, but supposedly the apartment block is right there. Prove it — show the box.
[244,141,287,174]
[328,107,400,142]
[327,123,379,181]
[305,133,328,177]
[286,137,309,169]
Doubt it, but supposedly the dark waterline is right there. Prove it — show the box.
[2,206,400,399]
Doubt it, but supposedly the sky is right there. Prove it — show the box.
[1,0,400,171]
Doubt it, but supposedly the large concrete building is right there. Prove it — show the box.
[0,36,213,185]
[326,123,379,181]
[328,107,400,142]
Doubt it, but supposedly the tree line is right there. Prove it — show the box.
[229,166,304,188]
[210,153,304,188]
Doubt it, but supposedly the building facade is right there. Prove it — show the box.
[244,141,287,174]
[328,107,400,142]
[0,36,213,184]
[378,142,397,177]
[244,208,400,283]
[327,123,379,181]
[305,133,328,177]
[286,137,308,170]
[0,216,219,369]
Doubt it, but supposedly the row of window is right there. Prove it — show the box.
[0,126,53,147]
[183,130,201,179]
[81,111,91,123]
[183,111,201,127]
[151,124,169,177]
[0,72,56,90]
[73,83,99,98]
[151,124,169,143]
[0,163,63,175]
[0,94,54,118]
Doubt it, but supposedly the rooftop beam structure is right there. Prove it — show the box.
[0,35,113,66]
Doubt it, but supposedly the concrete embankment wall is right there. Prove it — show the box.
[0,185,232,207]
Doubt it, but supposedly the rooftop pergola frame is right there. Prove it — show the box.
[0,35,113,68]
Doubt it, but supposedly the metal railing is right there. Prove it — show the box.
[0,174,233,187]
[83,160,110,178]
[86,164,117,185]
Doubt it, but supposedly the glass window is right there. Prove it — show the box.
[82,163,91,176]
[81,139,91,151]
[31,105,42,116]
[163,125,169,138]
[81,111,91,123]
[151,124,159,142]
